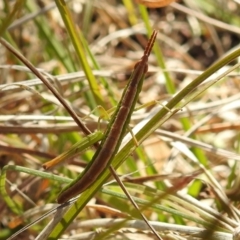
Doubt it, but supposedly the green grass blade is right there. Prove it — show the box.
[79,31,117,106]
[54,0,105,108]
[48,45,240,238]
[43,131,103,169]
[0,0,25,37]
[138,5,175,94]
[25,1,76,72]
[0,131,102,213]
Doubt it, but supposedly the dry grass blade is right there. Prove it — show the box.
[0,38,93,139]
[1,1,240,239]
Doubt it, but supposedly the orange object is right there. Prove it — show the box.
[135,0,176,8]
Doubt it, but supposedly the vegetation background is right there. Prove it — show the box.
[0,0,240,239]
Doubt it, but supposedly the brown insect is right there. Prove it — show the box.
[57,30,158,204]
[135,0,176,8]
